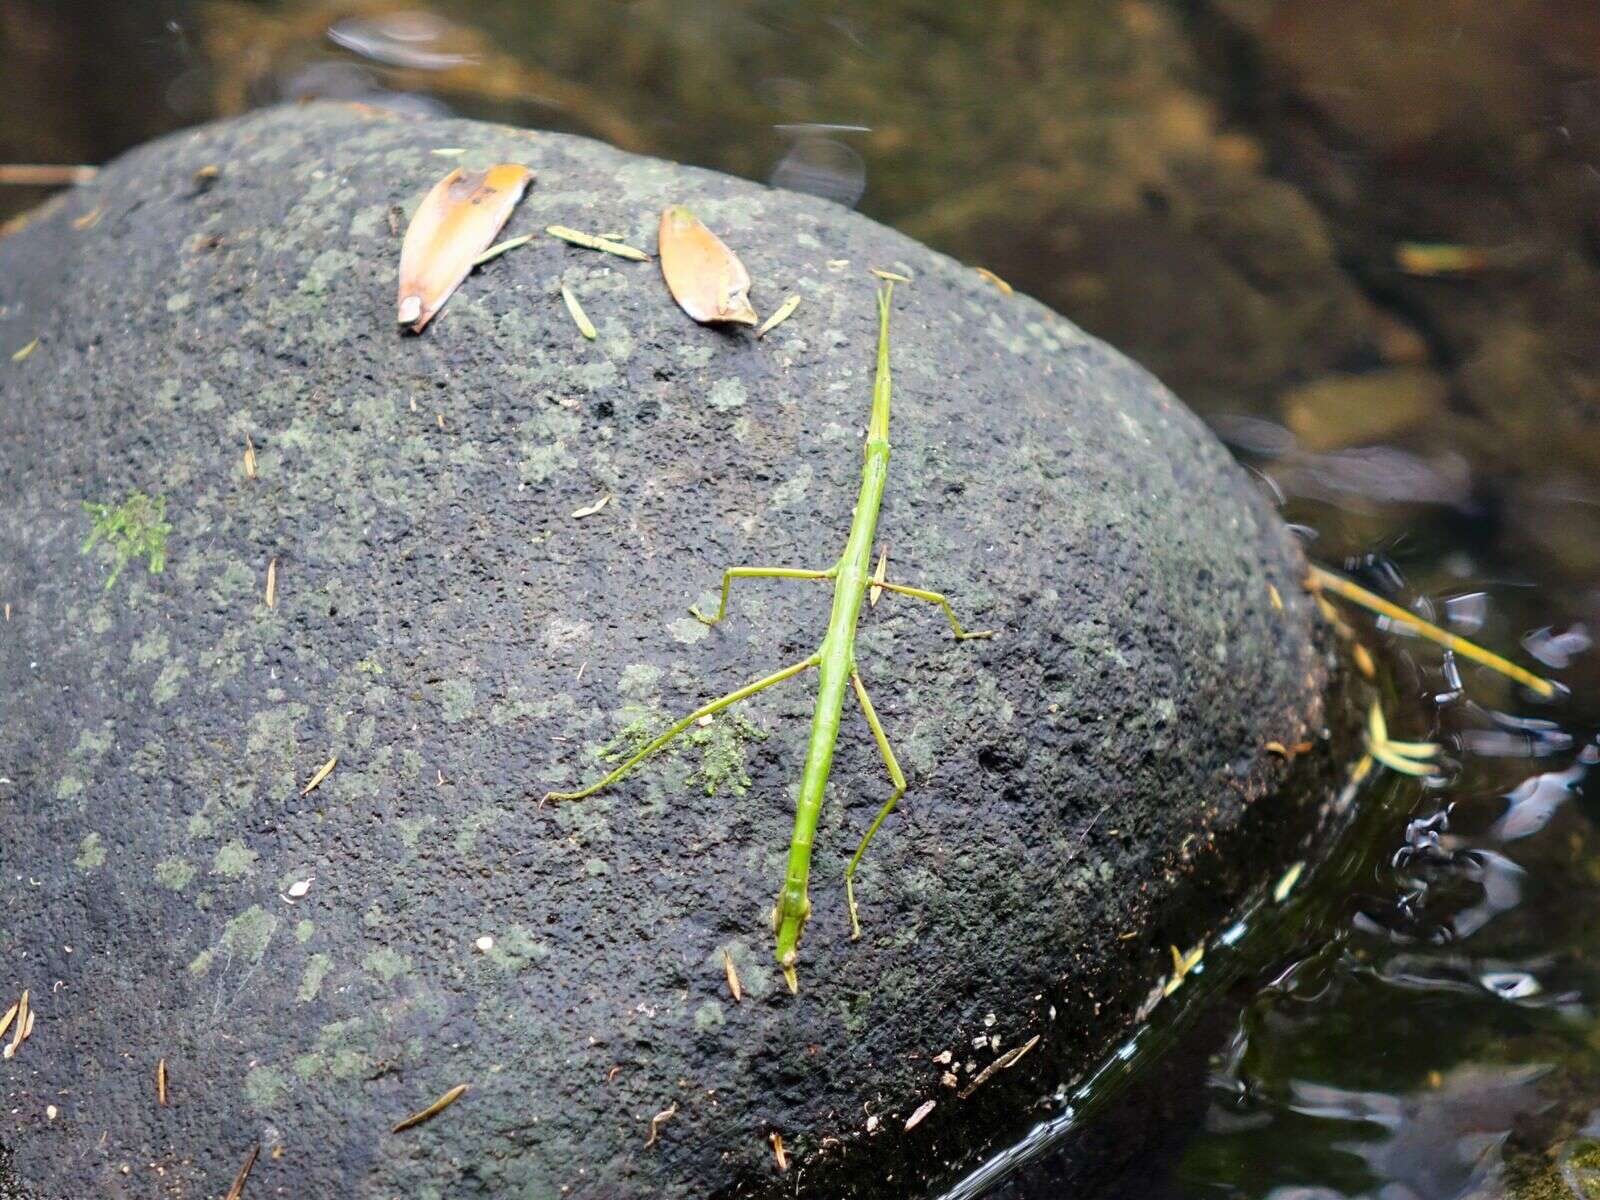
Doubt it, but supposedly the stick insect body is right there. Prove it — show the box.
[545,284,992,991]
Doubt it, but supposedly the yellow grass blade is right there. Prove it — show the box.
[392,1083,470,1133]
[546,225,649,261]
[561,285,597,340]
[1308,565,1558,697]
[755,294,801,339]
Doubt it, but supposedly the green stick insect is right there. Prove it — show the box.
[545,283,993,992]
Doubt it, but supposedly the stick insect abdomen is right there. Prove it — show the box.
[771,439,888,989]
[772,647,849,990]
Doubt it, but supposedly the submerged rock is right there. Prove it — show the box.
[0,104,1350,1198]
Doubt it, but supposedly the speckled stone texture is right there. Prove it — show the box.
[0,103,1348,1199]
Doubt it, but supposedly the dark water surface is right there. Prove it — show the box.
[3,3,1598,1197]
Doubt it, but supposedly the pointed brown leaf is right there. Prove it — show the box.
[658,206,757,326]
[398,164,533,332]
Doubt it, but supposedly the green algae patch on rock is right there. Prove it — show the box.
[0,103,1351,1200]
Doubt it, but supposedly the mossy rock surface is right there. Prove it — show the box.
[0,103,1350,1198]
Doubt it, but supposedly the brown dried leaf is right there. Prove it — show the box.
[223,1142,259,1200]
[723,949,742,1003]
[157,1057,169,1106]
[658,206,756,326]
[645,1101,678,1147]
[6,990,27,1057]
[958,1033,1040,1100]
[769,1131,789,1171]
[398,164,533,332]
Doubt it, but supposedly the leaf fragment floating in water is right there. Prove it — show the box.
[1364,699,1443,778]
[755,294,801,339]
[1351,642,1376,679]
[397,164,533,332]
[546,225,650,261]
[300,756,337,796]
[1162,942,1204,997]
[1395,241,1490,276]
[392,1083,469,1133]
[658,206,757,326]
[561,285,597,340]
[472,233,533,267]
[974,267,1013,295]
[1273,861,1305,904]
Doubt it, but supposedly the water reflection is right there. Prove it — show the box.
[769,128,869,208]
[326,10,475,71]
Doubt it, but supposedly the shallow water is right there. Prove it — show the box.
[3,3,1597,1196]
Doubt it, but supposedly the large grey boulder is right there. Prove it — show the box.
[0,103,1350,1198]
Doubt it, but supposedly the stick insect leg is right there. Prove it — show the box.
[689,567,834,627]
[845,670,908,940]
[877,580,995,640]
[543,655,819,803]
